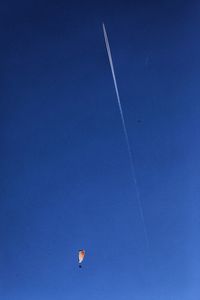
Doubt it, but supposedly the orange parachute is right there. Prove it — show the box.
[78,249,85,268]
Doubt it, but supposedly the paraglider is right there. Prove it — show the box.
[78,249,85,268]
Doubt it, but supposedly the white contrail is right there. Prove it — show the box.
[102,23,149,247]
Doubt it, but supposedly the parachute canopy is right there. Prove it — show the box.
[78,249,85,265]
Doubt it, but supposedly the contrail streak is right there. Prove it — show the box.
[102,23,149,247]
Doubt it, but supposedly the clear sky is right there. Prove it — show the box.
[1,0,200,299]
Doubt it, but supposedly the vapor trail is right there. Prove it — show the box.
[102,23,149,247]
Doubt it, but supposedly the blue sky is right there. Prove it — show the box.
[1,0,200,299]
